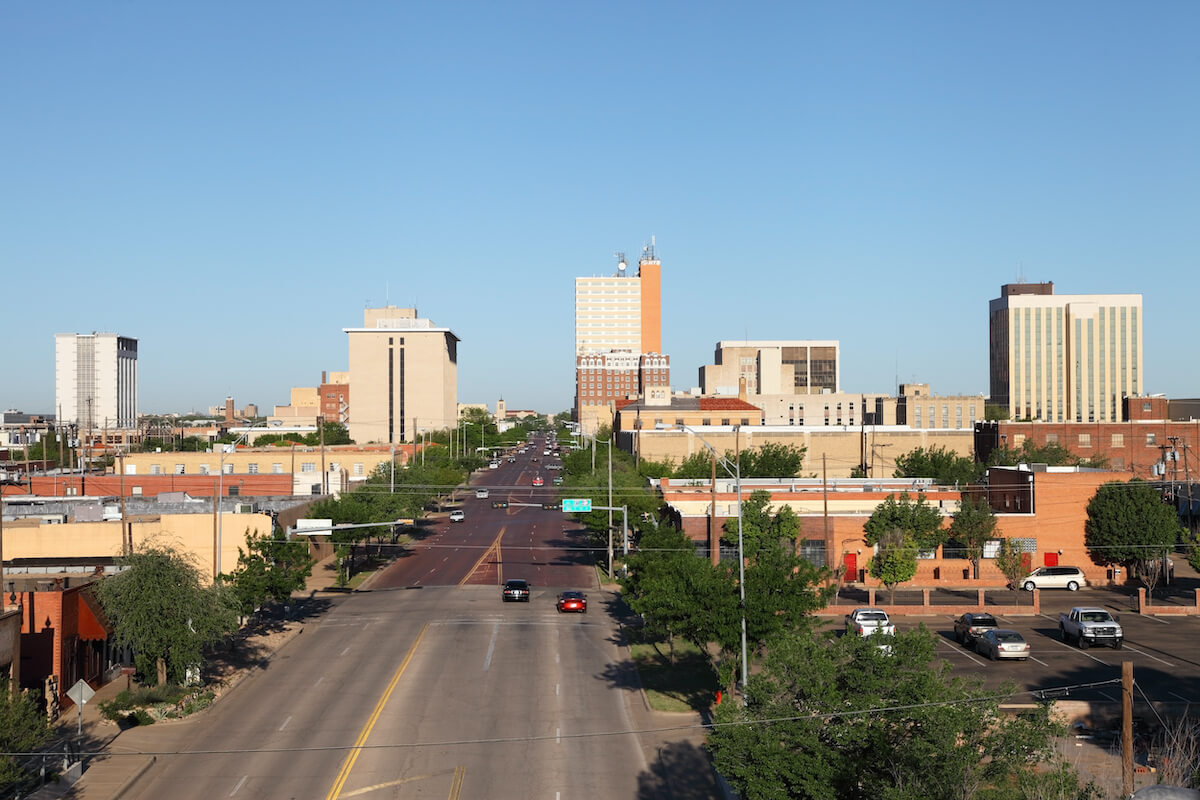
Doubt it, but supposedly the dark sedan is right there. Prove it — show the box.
[953,613,999,646]
[502,579,531,602]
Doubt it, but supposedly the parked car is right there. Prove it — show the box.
[449,509,465,522]
[502,579,531,602]
[974,629,1030,661]
[953,613,999,646]
[845,608,896,637]
[1021,566,1087,591]
[556,591,587,613]
[1059,607,1124,649]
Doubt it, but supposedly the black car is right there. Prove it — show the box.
[953,612,999,646]
[502,579,531,602]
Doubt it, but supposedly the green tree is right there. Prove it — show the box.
[739,442,807,478]
[223,527,315,616]
[1085,480,1182,601]
[673,451,715,479]
[94,543,239,685]
[984,404,1009,421]
[863,492,946,551]
[995,536,1031,590]
[948,493,1000,579]
[0,689,52,790]
[867,529,918,603]
[893,445,984,486]
[708,627,1094,800]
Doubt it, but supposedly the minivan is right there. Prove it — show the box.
[1021,566,1086,591]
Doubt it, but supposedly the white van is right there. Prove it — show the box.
[1021,566,1086,591]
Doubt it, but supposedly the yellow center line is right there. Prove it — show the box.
[325,623,429,800]
[459,528,505,586]
[448,765,466,799]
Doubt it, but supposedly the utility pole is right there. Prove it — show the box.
[710,452,719,566]
[319,415,326,495]
[1122,661,1133,797]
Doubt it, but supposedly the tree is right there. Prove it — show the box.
[948,493,999,579]
[867,529,918,603]
[995,536,1031,591]
[0,689,52,790]
[94,543,238,685]
[672,451,714,479]
[739,442,807,478]
[708,627,1095,800]
[223,527,315,616]
[893,445,984,486]
[863,493,946,552]
[1085,480,1182,602]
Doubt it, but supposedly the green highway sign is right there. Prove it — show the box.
[562,498,592,513]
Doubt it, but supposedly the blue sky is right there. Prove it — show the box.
[4,2,1198,417]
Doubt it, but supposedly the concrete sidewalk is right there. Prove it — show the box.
[24,554,344,800]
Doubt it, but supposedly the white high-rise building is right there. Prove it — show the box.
[54,333,139,429]
[989,283,1143,423]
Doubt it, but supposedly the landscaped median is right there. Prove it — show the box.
[625,627,720,713]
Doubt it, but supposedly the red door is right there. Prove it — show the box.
[843,553,857,582]
[1044,552,1059,567]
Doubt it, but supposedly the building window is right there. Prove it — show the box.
[248,463,259,474]
[199,464,210,475]
[1143,401,1152,412]
[150,464,162,475]
[1146,433,1157,446]
[330,462,340,473]
[301,462,316,473]
[721,419,730,425]
[224,463,234,475]
[1112,457,1125,469]
[174,464,185,475]
[1111,434,1124,448]
[1078,433,1091,448]
[354,463,364,476]
[1045,434,1058,445]
[1013,434,1026,448]
[131,486,142,496]
[702,419,711,425]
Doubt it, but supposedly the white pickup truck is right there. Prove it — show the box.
[1058,607,1124,650]
[845,608,896,637]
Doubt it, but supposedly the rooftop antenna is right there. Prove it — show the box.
[615,252,627,277]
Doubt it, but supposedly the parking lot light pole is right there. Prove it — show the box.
[682,425,748,700]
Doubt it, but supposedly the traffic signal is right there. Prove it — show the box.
[542,502,560,510]
[492,501,509,508]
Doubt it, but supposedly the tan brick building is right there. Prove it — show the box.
[345,307,459,444]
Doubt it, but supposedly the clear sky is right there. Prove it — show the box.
[4,2,1198,417]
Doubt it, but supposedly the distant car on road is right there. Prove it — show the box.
[552,476,563,486]
[449,509,465,522]
[532,476,544,486]
[1021,566,1086,591]
[556,591,587,613]
[489,460,500,469]
[476,488,489,499]
[974,629,1030,661]
[953,613,999,646]
[502,579,531,602]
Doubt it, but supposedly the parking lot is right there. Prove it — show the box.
[885,596,1200,706]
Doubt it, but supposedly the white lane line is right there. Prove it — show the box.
[1140,614,1171,625]
[1048,638,1110,665]
[1097,690,1117,701]
[278,715,292,731]
[483,623,499,672]
[1170,691,1192,703]
[556,727,561,744]
[340,647,350,657]
[1029,655,1050,666]
[941,644,986,666]
[556,683,560,696]
[1122,645,1174,667]
[314,676,324,687]
[230,775,248,796]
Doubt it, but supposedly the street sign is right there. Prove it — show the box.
[562,498,592,513]
[66,679,94,706]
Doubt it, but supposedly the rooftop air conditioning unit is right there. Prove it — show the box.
[234,502,258,514]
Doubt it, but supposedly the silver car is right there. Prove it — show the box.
[975,629,1030,661]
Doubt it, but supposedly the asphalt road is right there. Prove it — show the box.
[129,436,719,800]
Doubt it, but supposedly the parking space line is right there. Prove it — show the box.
[1139,615,1171,625]
[1047,638,1111,666]
[1170,692,1193,703]
[1122,645,1174,667]
[1097,690,1117,701]
[1028,655,1049,666]
[939,642,987,666]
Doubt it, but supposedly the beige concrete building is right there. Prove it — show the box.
[632,425,975,479]
[574,247,662,356]
[755,392,894,427]
[54,332,139,430]
[895,383,987,431]
[345,307,459,444]
[700,340,840,396]
[989,282,1142,423]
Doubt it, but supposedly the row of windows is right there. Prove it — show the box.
[1030,432,1167,448]
[147,462,368,476]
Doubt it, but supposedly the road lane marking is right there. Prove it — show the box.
[1170,692,1192,703]
[1122,645,1174,667]
[341,769,454,797]
[314,676,324,687]
[556,683,560,696]
[484,623,498,672]
[448,765,465,799]
[1140,614,1171,625]
[1048,638,1111,665]
[1097,690,1117,701]
[340,647,351,656]
[460,529,506,586]
[1029,655,1049,666]
[279,715,292,731]
[230,775,247,796]
[325,623,430,800]
[556,727,561,744]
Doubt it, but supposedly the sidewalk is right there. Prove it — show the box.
[25,554,344,800]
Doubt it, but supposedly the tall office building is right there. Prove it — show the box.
[699,340,840,396]
[344,307,459,444]
[54,332,138,429]
[988,282,1142,423]
[574,243,664,426]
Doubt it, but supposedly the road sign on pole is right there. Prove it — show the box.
[562,498,592,513]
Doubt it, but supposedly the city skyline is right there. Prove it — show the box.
[4,3,1198,416]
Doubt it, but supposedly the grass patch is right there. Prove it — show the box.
[628,633,720,713]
